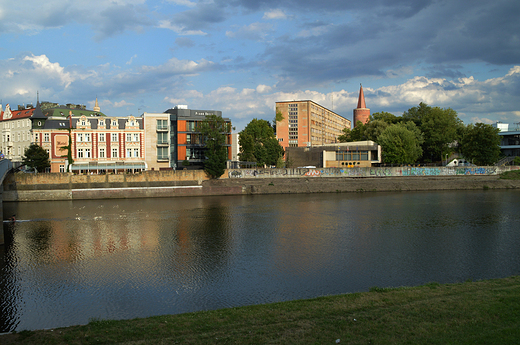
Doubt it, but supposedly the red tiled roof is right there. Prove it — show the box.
[357,85,367,109]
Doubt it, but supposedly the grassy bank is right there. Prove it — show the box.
[2,276,520,344]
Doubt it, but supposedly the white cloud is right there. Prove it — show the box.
[263,9,287,20]
[126,55,137,65]
[226,22,272,41]
[158,20,207,35]
[256,84,272,94]
[23,54,74,87]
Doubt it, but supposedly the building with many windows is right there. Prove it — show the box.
[1,100,145,173]
[0,103,36,164]
[275,100,351,149]
[143,105,232,170]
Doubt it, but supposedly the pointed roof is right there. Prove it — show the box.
[31,101,46,119]
[356,84,366,109]
[93,97,100,112]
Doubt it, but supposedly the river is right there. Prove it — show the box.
[1,190,520,332]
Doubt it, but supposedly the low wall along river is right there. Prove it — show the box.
[3,166,520,202]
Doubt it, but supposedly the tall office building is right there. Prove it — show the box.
[275,100,350,149]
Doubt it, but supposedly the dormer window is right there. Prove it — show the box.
[99,120,105,126]
[81,120,86,126]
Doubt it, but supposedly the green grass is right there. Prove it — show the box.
[2,276,520,344]
[499,170,520,180]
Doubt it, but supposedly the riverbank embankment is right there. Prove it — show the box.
[2,276,519,344]
[3,166,520,201]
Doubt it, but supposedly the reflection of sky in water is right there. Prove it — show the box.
[1,190,520,332]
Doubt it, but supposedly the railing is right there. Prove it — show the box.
[495,156,517,166]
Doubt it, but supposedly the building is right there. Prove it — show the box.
[495,122,520,158]
[1,100,145,173]
[285,141,381,168]
[143,105,232,170]
[353,84,370,127]
[276,100,350,149]
[0,103,36,164]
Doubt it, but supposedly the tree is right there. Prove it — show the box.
[22,143,50,172]
[459,123,501,165]
[239,119,284,166]
[403,103,463,162]
[196,114,230,178]
[370,111,400,124]
[377,123,423,164]
[338,121,366,142]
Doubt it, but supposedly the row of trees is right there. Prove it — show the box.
[339,103,502,166]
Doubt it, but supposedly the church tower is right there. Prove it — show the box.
[93,97,100,112]
[353,84,370,127]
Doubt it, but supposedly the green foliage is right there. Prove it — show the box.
[499,170,520,180]
[196,114,229,178]
[370,111,400,124]
[239,118,284,166]
[460,123,501,165]
[275,108,284,122]
[22,143,50,172]
[61,129,74,172]
[403,102,463,162]
[377,123,423,164]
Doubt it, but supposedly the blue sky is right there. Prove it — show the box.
[0,0,519,131]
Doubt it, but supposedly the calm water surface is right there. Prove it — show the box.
[1,190,520,332]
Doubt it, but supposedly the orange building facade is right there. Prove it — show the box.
[275,100,350,149]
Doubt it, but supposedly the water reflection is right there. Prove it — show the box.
[1,191,520,332]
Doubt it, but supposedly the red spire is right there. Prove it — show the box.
[357,84,366,109]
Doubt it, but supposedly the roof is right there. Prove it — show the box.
[357,85,367,109]
[0,104,35,121]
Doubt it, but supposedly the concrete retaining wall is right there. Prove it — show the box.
[3,166,520,202]
[227,166,519,179]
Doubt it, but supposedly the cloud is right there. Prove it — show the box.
[263,9,287,20]
[226,22,273,41]
[126,55,138,65]
[158,20,207,35]
[0,1,152,39]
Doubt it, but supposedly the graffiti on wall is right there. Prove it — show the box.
[455,167,497,175]
[228,166,503,178]
[370,168,391,177]
[304,169,321,177]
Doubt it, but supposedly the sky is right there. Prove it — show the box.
[0,0,519,131]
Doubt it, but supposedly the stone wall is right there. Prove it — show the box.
[226,166,519,179]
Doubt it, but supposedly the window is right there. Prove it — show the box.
[111,133,118,142]
[111,120,118,128]
[85,148,91,158]
[133,148,139,157]
[77,133,83,142]
[99,148,105,158]
[44,133,50,142]
[34,133,38,142]
[133,133,139,142]
[99,133,105,142]
[157,147,168,160]
[77,149,84,158]
[85,133,91,142]
[99,120,105,127]
[126,148,132,157]
[112,148,118,158]
[81,120,86,126]
[157,132,168,144]
[126,133,132,142]
[6,134,10,142]
[59,165,65,173]
[157,119,168,130]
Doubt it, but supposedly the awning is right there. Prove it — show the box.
[70,161,147,171]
